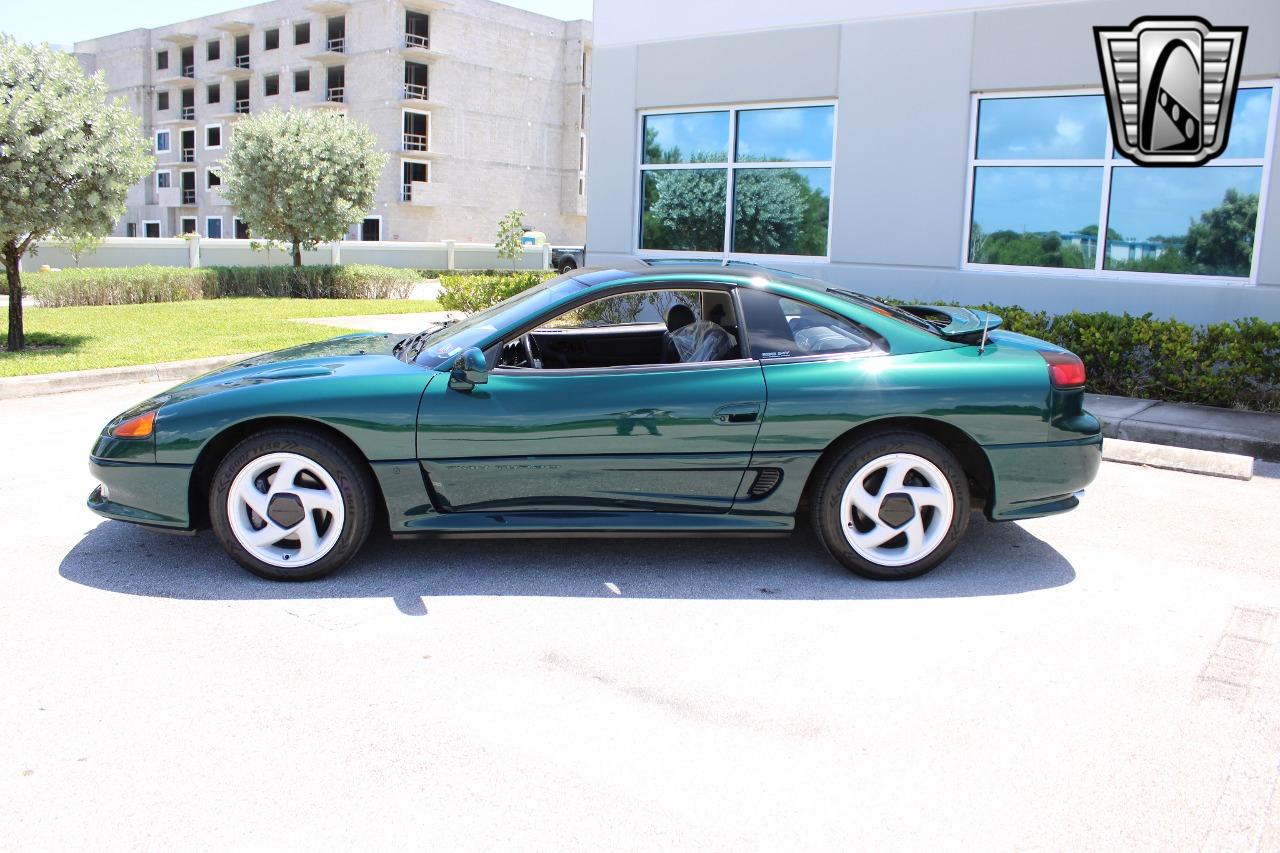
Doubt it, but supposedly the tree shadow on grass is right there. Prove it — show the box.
[60,513,1076,614]
[0,331,88,354]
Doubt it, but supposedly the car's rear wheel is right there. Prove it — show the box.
[558,258,577,274]
[209,428,375,581]
[812,431,969,580]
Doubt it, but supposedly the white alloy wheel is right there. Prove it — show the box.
[839,452,955,567]
[225,451,346,569]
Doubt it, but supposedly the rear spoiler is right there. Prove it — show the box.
[899,305,1002,342]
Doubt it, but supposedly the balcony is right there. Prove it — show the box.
[307,40,347,63]
[327,86,345,103]
[216,56,252,79]
[182,188,197,205]
[235,54,249,69]
[234,99,250,115]
[402,132,428,152]
[180,147,195,163]
[401,33,446,60]
[182,64,195,79]
[180,106,195,120]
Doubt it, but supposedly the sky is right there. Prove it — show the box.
[0,0,591,46]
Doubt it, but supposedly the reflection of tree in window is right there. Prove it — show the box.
[1105,189,1257,277]
[734,169,829,256]
[548,290,697,327]
[641,170,726,252]
[969,223,1089,268]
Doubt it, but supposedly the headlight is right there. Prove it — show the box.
[110,410,156,439]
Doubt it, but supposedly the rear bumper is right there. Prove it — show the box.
[984,433,1102,521]
[87,457,193,529]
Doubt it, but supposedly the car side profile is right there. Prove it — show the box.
[88,262,1102,581]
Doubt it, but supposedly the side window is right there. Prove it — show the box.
[539,290,701,329]
[738,288,884,360]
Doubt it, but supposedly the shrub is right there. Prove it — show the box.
[206,264,419,299]
[25,266,212,307]
[437,270,557,313]
[24,264,421,306]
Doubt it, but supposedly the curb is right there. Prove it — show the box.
[1102,437,1253,481]
[0,354,253,400]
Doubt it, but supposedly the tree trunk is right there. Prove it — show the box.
[292,239,302,268]
[4,247,24,353]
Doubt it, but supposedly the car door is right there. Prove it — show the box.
[416,289,766,514]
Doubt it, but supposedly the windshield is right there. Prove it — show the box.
[406,276,589,368]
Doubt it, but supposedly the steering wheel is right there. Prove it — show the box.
[521,333,543,369]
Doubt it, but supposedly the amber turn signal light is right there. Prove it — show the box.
[111,410,156,439]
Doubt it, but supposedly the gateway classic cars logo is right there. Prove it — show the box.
[1094,16,1247,166]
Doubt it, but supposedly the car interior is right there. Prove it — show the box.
[496,289,743,370]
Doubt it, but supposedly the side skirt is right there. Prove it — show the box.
[392,510,795,539]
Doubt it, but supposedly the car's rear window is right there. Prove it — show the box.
[738,289,885,360]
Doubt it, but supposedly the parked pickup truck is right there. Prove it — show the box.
[550,245,585,274]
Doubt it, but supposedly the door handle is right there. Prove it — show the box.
[713,402,762,425]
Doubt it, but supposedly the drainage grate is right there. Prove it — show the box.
[748,468,783,498]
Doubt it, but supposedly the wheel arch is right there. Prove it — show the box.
[803,416,994,512]
[187,416,387,530]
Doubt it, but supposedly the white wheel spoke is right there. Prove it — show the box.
[294,515,320,554]
[268,458,305,496]
[298,487,342,517]
[851,522,902,549]
[244,522,288,548]
[902,517,927,554]
[848,483,881,518]
[881,459,912,492]
[238,487,271,521]
[902,485,947,509]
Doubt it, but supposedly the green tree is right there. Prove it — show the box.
[0,37,152,351]
[218,108,386,268]
[1183,188,1257,276]
[495,209,526,267]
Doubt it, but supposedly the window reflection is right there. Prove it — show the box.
[642,112,729,164]
[733,168,831,256]
[969,167,1102,268]
[1104,166,1261,276]
[736,106,835,162]
[640,169,728,251]
[977,95,1109,159]
[1222,87,1273,159]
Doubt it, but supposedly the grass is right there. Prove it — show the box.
[0,297,441,377]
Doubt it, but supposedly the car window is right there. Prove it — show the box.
[738,288,885,360]
[539,290,701,329]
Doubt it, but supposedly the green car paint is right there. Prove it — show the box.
[88,264,1101,538]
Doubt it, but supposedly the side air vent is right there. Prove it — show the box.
[748,468,783,499]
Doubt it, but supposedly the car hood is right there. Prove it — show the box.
[147,332,421,407]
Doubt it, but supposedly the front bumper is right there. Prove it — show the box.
[983,432,1103,521]
[87,457,194,529]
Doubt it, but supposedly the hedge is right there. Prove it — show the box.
[436,270,557,313]
[22,264,420,307]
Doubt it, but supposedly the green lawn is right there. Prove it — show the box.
[0,298,440,377]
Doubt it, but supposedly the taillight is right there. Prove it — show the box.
[1040,351,1086,389]
[111,410,156,439]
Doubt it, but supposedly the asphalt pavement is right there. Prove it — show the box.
[2,382,1280,851]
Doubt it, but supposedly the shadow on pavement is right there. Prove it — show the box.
[60,514,1075,612]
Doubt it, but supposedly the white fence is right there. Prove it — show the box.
[21,237,553,272]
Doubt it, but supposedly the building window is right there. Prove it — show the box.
[126,223,137,237]
[156,171,172,190]
[144,221,161,238]
[264,74,280,97]
[294,21,311,46]
[206,217,223,239]
[207,82,221,105]
[294,68,311,93]
[154,130,171,153]
[638,103,835,257]
[156,91,169,111]
[205,124,222,149]
[156,50,169,71]
[966,85,1277,280]
[207,168,222,189]
[264,28,279,51]
[235,218,249,239]
[207,39,221,62]
[180,216,198,235]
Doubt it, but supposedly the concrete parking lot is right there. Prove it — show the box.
[2,381,1279,851]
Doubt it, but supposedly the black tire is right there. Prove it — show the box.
[209,428,376,581]
[811,430,970,580]
[558,258,577,274]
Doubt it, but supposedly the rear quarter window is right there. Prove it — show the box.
[739,288,886,360]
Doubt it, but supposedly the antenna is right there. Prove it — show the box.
[978,311,991,356]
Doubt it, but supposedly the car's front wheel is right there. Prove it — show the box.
[210,428,375,581]
[558,258,578,274]
[812,431,969,580]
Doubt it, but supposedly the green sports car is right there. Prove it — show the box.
[88,262,1101,582]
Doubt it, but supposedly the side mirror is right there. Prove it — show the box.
[448,347,489,391]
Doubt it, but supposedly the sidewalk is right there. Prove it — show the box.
[1086,394,1280,463]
